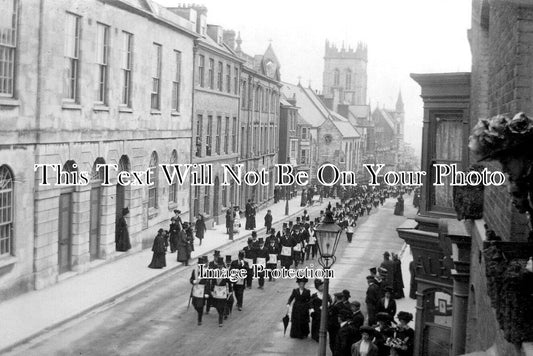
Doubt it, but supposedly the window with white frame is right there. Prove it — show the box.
[217,61,223,91]
[172,50,181,112]
[224,117,229,154]
[0,0,18,97]
[169,150,178,203]
[301,127,308,140]
[290,139,297,159]
[96,23,109,104]
[233,67,239,95]
[208,58,214,89]
[64,13,80,101]
[226,64,231,93]
[196,114,203,157]
[121,31,133,107]
[151,43,162,110]
[232,117,237,153]
[148,152,158,209]
[206,115,213,156]
[198,54,205,87]
[216,116,221,154]
[0,165,13,256]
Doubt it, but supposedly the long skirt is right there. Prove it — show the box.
[148,252,166,268]
[311,311,320,342]
[290,302,310,339]
[177,246,189,262]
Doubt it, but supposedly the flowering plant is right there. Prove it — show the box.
[468,112,533,160]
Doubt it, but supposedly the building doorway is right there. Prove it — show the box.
[115,155,130,250]
[89,158,105,260]
[58,193,72,274]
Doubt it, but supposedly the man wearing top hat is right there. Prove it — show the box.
[333,308,358,356]
[350,300,365,331]
[224,255,234,318]
[279,228,295,269]
[255,237,269,289]
[190,256,209,325]
[266,238,280,282]
[264,210,273,234]
[366,275,381,326]
[205,250,221,314]
[380,251,395,290]
[328,291,350,353]
[243,238,257,289]
[230,251,248,311]
[209,256,233,327]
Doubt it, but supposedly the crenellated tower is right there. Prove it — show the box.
[322,39,368,106]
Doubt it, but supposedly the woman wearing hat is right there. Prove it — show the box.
[195,214,207,246]
[309,279,332,342]
[351,325,378,356]
[387,311,414,356]
[148,229,166,269]
[374,312,394,356]
[286,277,311,339]
[176,223,190,266]
[169,217,180,253]
[116,207,131,252]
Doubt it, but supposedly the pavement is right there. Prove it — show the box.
[0,194,319,354]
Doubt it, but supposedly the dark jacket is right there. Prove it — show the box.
[377,297,397,317]
[333,321,358,356]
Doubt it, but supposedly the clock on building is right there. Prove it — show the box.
[324,134,332,144]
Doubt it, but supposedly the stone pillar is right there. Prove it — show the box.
[414,288,425,356]
[99,184,117,259]
[451,273,469,355]
[446,219,472,356]
[71,185,91,272]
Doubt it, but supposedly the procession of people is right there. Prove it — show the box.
[144,185,413,355]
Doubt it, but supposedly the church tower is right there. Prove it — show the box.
[322,40,368,106]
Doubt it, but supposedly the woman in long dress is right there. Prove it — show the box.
[195,215,207,246]
[148,228,166,269]
[286,277,311,339]
[309,279,331,342]
[393,196,404,216]
[177,224,190,265]
[116,207,131,252]
[387,312,414,356]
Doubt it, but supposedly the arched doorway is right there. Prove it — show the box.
[213,176,219,218]
[89,158,105,260]
[115,155,130,251]
[58,160,77,273]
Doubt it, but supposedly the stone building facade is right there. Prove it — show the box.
[172,5,242,224]
[235,39,281,210]
[0,0,196,300]
[370,93,405,173]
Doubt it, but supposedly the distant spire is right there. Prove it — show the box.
[297,76,302,86]
[395,90,404,113]
[308,79,312,89]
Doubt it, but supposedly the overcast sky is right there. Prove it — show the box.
[157,0,473,156]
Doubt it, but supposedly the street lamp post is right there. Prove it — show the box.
[314,210,342,356]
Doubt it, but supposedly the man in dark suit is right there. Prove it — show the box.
[365,275,381,326]
[350,300,365,332]
[230,251,248,311]
[328,292,350,353]
[333,309,358,356]
[379,252,395,290]
[377,287,397,318]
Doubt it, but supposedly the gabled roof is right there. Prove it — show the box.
[331,120,360,138]
[373,108,397,131]
[281,82,327,127]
